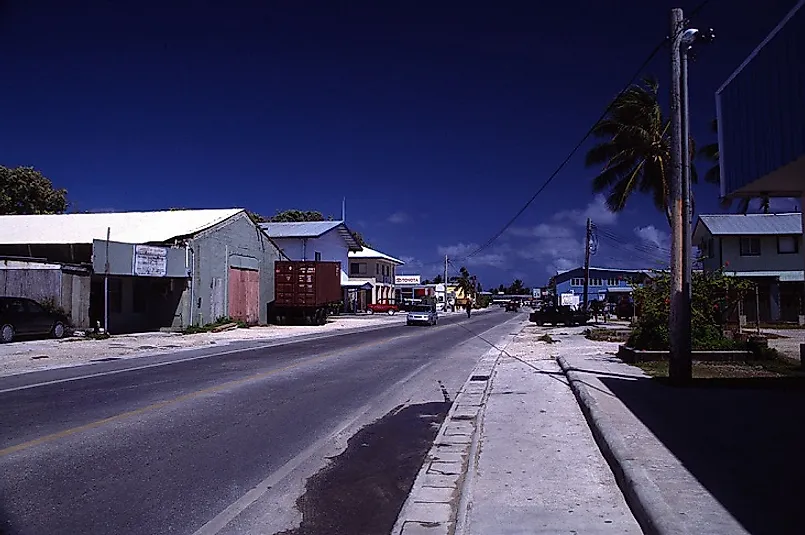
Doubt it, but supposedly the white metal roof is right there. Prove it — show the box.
[261,220,362,251]
[0,209,244,245]
[725,270,804,282]
[348,245,405,265]
[696,213,802,236]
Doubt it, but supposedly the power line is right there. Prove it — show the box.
[449,0,714,265]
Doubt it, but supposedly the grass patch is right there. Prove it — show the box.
[635,356,802,380]
[584,328,631,343]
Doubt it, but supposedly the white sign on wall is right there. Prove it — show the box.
[133,245,168,277]
[394,275,421,285]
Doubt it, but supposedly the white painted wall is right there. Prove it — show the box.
[272,229,350,273]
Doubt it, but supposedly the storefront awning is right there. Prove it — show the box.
[725,270,804,282]
[607,287,635,294]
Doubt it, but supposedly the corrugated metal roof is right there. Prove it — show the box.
[0,209,243,245]
[349,246,405,265]
[698,213,802,235]
[260,221,342,238]
[260,221,362,251]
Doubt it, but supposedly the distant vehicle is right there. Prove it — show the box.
[367,299,400,315]
[615,299,637,320]
[529,304,589,326]
[505,301,520,312]
[0,296,69,343]
[407,304,438,326]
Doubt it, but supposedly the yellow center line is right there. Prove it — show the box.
[0,337,395,458]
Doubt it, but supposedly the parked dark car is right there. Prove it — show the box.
[529,305,589,326]
[505,301,520,312]
[0,297,69,343]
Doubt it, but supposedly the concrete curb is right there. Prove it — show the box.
[390,326,519,535]
[556,356,689,535]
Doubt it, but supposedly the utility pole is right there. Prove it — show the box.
[669,7,692,383]
[582,218,592,311]
[443,254,448,312]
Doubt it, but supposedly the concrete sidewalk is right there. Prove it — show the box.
[555,330,749,535]
[393,322,641,534]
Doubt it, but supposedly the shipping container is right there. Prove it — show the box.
[272,261,341,325]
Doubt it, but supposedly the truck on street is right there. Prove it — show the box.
[272,261,342,325]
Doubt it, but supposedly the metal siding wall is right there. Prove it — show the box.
[193,214,281,325]
[0,269,62,304]
[719,5,805,193]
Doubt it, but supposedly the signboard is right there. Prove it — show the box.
[134,245,168,277]
[395,275,421,285]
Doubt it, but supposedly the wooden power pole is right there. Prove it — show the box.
[669,7,692,383]
[582,218,592,311]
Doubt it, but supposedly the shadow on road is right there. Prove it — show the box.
[277,401,451,535]
[601,375,805,535]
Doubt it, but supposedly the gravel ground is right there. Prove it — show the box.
[0,315,404,377]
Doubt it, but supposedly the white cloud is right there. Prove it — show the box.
[507,223,574,239]
[387,211,410,224]
[553,194,617,226]
[437,242,507,268]
[634,225,669,250]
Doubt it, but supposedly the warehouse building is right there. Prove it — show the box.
[0,209,282,333]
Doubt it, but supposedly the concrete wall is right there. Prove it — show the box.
[189,212,281,326]
[718,235,804,272]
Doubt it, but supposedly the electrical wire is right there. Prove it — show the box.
[446,0,714,265]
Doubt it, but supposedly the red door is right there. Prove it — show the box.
[228,267,260,325]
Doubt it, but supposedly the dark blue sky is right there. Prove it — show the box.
[0,0,799,287]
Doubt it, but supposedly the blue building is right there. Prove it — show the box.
[553,267,651,307]
[716,0,804,318]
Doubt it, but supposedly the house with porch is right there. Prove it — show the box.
[694,213,803,322]
[716,0,804,322]
[348,246,405,309]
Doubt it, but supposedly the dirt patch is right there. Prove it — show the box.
[278,401,451,535]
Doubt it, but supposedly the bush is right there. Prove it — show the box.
[627,269,752,351]
[39,297,68,319]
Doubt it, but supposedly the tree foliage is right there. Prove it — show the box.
[455,267,477,299]
[0,166,68,215]
[586,77,705,226]
[267,209,332,222]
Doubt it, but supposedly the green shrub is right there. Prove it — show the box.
[628,269,752,351]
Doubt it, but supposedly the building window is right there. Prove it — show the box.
[108,278,123,313]
[607,278,618,286]
[315,251,322,261]
[570,278,583,286]
[351,263,367,276]
[133,279,149,313]
[589,278,602,286]
[376,264,380,275]
[777,236,799,254]
[739,236,761,256]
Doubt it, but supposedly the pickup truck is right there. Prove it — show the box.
[529,305,589,326]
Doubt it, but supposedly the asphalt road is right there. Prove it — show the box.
[0,308,519,535]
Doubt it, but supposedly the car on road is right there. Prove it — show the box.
[0,296,69,343]
[407,304,438,326]
[366,299,400,315]
[505,301,520,312]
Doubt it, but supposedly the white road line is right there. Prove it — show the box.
[191,361,434,535]
[0,323,403,395]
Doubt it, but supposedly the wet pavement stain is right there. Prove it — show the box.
[277,401,451,535]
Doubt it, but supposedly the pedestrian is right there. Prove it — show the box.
[465,301,472,318]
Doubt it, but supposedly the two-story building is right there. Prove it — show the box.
[259,220,370,311]
[553,267,651,307]
[716,0,804,308]
[693,213,803,322]
[348,246,405,309]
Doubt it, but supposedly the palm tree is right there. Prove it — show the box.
[699,118,770,214]
[586,77,703,226]
[456,267,476,299]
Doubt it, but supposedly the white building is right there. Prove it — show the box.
[348,246,405,307]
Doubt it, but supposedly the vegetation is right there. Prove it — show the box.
[636,356,801,380]
[0,166,68,215]
[183,316,248,335]
[584,327,630,343]
[585,77,712,226]
[455,267,477,300]
[628,269,753,351]
[39,297,69,319]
